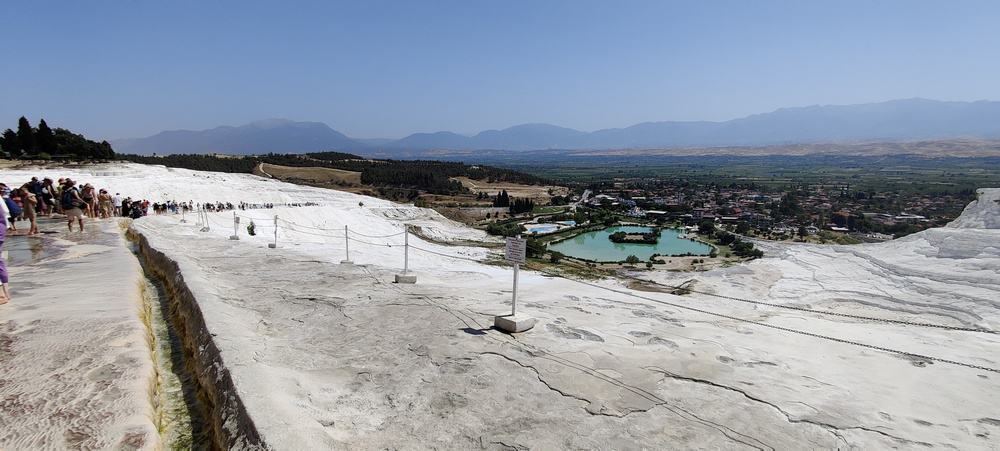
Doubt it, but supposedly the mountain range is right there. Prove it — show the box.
[112,98,1000,155]
[113,119,360,155]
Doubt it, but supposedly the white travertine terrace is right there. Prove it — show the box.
[1,164,997,449]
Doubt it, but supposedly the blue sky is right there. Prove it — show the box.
[1,0,998,140]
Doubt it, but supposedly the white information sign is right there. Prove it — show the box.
[505,237,527,264]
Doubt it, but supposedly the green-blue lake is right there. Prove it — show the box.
[548,225,713,262]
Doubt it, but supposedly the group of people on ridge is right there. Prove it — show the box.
[2,177,124,234]
[0,176,313,307]
[0,175,153,305]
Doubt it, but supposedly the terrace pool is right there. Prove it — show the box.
[548,225,712,262]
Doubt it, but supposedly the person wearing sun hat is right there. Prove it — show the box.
[60,179,86,231]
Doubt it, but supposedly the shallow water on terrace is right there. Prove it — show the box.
[548,225,712,262]
[4,236,62,265]
[141,272,212,449]
[130,244,212,450]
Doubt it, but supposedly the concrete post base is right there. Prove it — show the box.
[268,243,277,249]
[229,235,239,240]
[494,314,536,333]
[340,260,354,265]
[394,274,417,284]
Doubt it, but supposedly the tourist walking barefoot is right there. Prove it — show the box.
[61,179,86,231]
[81,183,97,218]
[98,189,113,219]
[20,186,39,235]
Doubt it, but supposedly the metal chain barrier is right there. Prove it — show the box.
[346,235,403,248]
[347,229,406,239]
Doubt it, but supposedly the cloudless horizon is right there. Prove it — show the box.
[2,0,998,141]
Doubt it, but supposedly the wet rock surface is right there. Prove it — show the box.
[0,219,158,449]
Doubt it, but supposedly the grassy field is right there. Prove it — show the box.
[452,176,568,199]
[256,162,568,225]
[532,205,567,214]
[259,163,361,186]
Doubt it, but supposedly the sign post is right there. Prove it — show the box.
[340,225,353,264]
[394,225,416,283]
[494,235,535,333]
[268,215,278,248]
[229,212,240,240]
[200,209,210,232]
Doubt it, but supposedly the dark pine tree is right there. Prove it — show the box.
[0,129,17,156]
[36,119,56,155]
[16,116,35,157]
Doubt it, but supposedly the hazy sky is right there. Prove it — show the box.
[2,0,998,140]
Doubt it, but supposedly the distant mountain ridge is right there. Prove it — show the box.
[391,98,1000,150]
[113,119,365,155]
[114,99,1000,155]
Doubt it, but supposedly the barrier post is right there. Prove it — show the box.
[200,208,210,232]
[494,235,535,332]
[229,211,240,240]
[394,225,416,283]
[268,215,278,248]
[340,225,353,264]
[511,261,519,315]
[180,206,187,223]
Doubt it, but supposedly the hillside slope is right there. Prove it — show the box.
[947,188,1000,229]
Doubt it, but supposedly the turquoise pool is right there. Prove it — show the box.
[548,225,712,262]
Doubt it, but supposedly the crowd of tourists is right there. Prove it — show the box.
[0,176,166,305]
[0,175,322,306]
[2,176,132,233]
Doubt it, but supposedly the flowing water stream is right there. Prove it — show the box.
[134,246,213,450]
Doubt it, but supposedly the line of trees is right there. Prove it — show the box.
[360,164,465,195]
[491,190,535,214]
[1,116,115,160]
[492,190,511,207]
[714,231,764,258]
[508,197,535,214]
[256,155,545,195]
[121,153,258,172]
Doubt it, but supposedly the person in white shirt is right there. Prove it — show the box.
[112,193,123,217]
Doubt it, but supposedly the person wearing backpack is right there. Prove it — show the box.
[1,184,21,233]
[39,178,54,216]
[61,179,86,232]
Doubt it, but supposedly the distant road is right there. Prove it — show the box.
[572,189,591,209]
[257,163,273,178]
